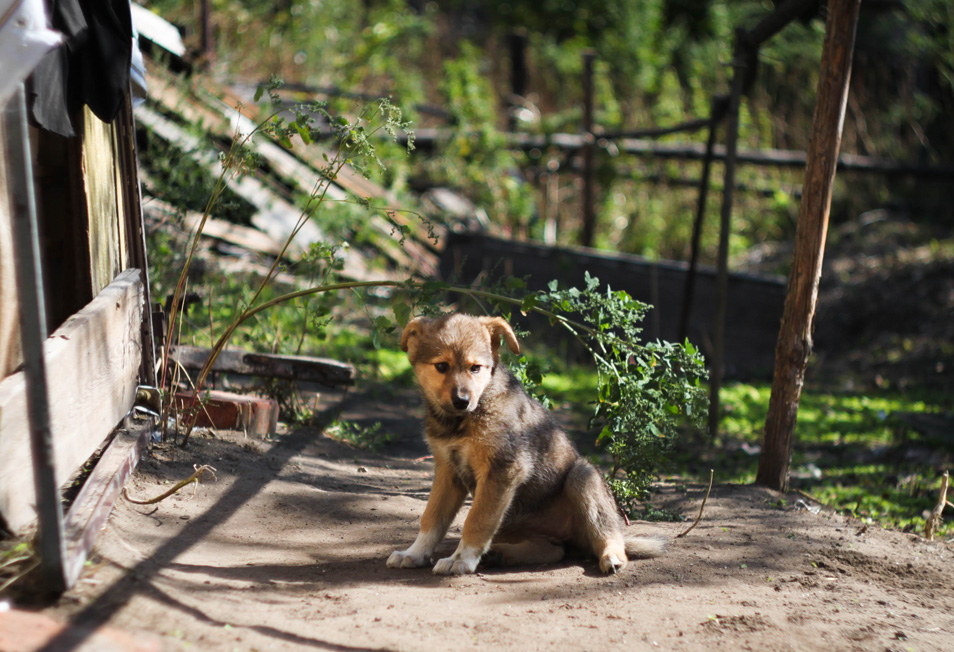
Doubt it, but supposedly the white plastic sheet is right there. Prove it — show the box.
[129,3,185,57]
[0,0,62,105]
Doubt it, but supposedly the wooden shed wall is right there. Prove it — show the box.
[0,118,23,380]
[0,97,146,534]
[0,270,142,533]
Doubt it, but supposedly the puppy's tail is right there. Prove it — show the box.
[625,534,669,559]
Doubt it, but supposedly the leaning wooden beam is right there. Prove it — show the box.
[144,62,440,273]
[758,0,862,492]
[134,103,382,282]
[170,345,356,387]
[743,0,820,49]
[678,96,723,344]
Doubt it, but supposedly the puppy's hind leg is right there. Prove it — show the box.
[484,537,566,568]
[564,459,629,574]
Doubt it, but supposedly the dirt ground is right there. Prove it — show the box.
[22,386,951,652]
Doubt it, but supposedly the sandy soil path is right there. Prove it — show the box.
[39,394,954,652]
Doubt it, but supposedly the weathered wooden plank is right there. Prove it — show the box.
[0,270,142,533]
[0,116,22,380]
[171,344,356,387]
[182,212,285,258]
[82,106,128,296]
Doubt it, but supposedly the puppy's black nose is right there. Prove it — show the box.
[451,393,470,411]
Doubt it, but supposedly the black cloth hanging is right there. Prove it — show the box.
[30,0,133,137]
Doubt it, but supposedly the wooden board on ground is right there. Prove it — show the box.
[171,345,356,387]
[62,420,153,585]
[0,269,143,534]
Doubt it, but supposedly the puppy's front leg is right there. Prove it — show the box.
[388,461,466,569]
[433,476,518,575]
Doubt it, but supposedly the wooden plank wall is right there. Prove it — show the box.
[0,117,23,379]
[0,270,143,534]
[82,107,129,296]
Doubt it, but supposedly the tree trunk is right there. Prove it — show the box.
[757,0,862,491]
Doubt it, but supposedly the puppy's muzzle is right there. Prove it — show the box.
[451,389,471,412]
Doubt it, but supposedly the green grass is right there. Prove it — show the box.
[703,382,952,538]
[325,419,392,452]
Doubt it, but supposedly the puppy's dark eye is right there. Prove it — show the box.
[470,364,482,374]
[434,362,449,374]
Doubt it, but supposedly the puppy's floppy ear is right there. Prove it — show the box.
[480,316,520,358]
[400,316,428,354]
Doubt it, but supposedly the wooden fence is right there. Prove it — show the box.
[441,231,787,380]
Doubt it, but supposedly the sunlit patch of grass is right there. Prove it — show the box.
[714,382,953,538]
[538,364,600,409]
[809,469,952,537]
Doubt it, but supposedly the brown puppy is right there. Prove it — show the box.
[387,313,665,575]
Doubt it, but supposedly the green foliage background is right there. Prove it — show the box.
[138,1,953,530]
[147,0,954,263]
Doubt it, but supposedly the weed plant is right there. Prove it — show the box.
[150,79,708,514]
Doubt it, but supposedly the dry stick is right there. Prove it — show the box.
[924,470,950,541]
[169,358,220,435]
[676,469,714,539]
[122,465,218,505]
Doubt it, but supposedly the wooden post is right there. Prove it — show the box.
[543,157,559,244]
[678,96,724,343]
[200,0,213,67]
[757,0,861,491]
[579,50,596,248]
[509,30,528,132]
[4,84,67,593]
[708,34,747,439]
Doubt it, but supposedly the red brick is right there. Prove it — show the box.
[173,390,278,436]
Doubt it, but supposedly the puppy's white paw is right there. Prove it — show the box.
[387,549,430,569]
[599,552,628,574]
[432,549,480,575]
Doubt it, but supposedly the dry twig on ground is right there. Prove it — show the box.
[123,465,218,505]
[677,469,714,538]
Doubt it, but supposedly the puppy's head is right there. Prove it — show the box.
[400,313,520,415]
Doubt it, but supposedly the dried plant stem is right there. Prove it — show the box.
[924,470,950,541]
[122,465,217,505]
[677,469,714,538]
